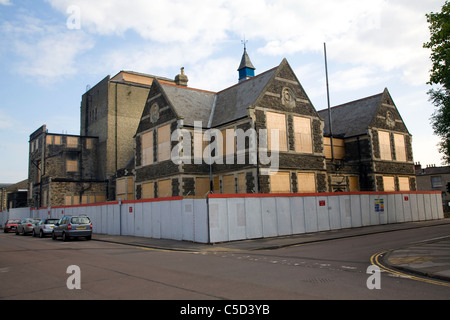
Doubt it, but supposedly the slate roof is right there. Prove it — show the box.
[157,65,278,128]
[159,83,216,126]
[318,92,383,138]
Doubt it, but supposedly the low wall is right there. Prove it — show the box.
[14,191,444,244]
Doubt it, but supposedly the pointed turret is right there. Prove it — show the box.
[237,47,256,83]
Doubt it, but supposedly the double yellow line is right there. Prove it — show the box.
[370,251,450,288]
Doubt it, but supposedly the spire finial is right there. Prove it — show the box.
[241,35,248,51]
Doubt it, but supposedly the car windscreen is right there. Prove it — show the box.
[71,217,91,224]
[9,220,21,223]
[46,219,59,224]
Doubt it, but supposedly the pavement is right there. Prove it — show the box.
[92,218,450,283]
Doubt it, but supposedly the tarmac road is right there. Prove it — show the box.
[0,219,449,302]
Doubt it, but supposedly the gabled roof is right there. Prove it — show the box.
[212,67,277,127]
[154,64,278,128]
[158,82,217,126]
[318,91,384,138]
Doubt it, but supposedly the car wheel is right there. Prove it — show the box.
[86,235,92,240]
[22,228,26,236]
[32,230,36,237]
[52,231,57,240]
[62,232,69,242]
[39,230,44,238]
[15,228,19,235]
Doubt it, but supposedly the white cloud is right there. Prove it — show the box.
[0,0,12,6]
[2,15,95,84]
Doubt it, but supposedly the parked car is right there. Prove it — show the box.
[15,218,41,235]
[32,218,60,238]
[52,215,92,241]
[3,219,21,233]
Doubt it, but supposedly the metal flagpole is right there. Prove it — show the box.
[324,43,334,160]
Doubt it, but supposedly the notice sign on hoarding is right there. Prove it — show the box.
[375,199,384,213]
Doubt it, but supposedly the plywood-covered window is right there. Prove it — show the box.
[117,177,134,201]
[196,177,210,197]
[294,116,312,154]
[221,129,236,156]
[394,134,406,162]
[158,179,172,198]
[324,137,345,160]
[142,182,155,199]
[213,177,220,194]
[266,112,287,152]
[141,131,154,166]
[297,173,316,193]
[349,176,359,192]
[158,125,171,162]
[383,176,395,192]
[66,137,79,148]
[222,175,236,194]
[237,173,247,194]
[54,136,61,145]
[379,131,392,160]
[66,159,78,173]
[194,131,209,160]
[270,171,291,193]
[398,177,410,191]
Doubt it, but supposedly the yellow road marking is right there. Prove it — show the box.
[370,251,450,288]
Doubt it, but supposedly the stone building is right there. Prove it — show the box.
[133,50,417,199]
[318,88,416,192]
[28,125,107,208]
[81,71,174,200]
[415,163,450,213]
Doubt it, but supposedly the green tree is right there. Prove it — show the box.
[424,1,450,164]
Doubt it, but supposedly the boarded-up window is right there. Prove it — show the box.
[194,131,209,160]
[394,134,406,162]
[221,129,236,156]
[297,173,316,193]
[142,131,154,166]
[94,195,107,203]
[398,177,410,191]
[86,138,93,150]
[294,116,312,154]
[54,136,61,145]
[117,177,134,201]
[67,137,79,148]
[66,159,78,172]
[266,112,287,152]
[383,176,395,192]
[379,131,392,160]
[222,175,236,194]
[196,177,210,197]
[237,173,247,194]
[158,179,172,198]
[158,125,171,162]
[142,182,155,199]
[349,176,359,192]
[65,195,73,206]
[213,177,220,194]
[270,172,291,193]
[46,135,53,145]
[324,137,345,160]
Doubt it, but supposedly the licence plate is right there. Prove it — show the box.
[76,227,86,230]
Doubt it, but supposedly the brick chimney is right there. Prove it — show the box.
[175,67,189,86]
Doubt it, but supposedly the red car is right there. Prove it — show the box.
[3,219,21,233]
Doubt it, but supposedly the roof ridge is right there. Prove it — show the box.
[217,65,278,94]
[318,92,383,113]
[160,81,217,94]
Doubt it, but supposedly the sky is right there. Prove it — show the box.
[0,0,446,183]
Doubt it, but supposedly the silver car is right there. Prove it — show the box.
[52,215,92,241]
[32,218,60,238]
[15,218,41,236]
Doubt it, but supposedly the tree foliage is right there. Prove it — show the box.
[424,1,450,164]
